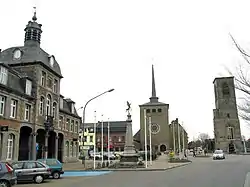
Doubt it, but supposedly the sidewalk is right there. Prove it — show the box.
[63,154,191,171]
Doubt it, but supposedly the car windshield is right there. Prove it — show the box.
[214,150,223,154]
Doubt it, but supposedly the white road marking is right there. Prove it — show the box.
[244,172,250,187]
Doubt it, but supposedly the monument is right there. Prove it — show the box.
[118,101,141,167]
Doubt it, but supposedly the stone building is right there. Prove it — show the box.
[0,11,80,162]
[134,65,170,152]
[213,77,243,153]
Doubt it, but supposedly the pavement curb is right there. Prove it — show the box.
[64,161,192,172]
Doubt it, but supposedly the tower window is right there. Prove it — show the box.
[146,109,150,113]
[158,108,162,113]
[222,83,230,96]
[152,109,156,113]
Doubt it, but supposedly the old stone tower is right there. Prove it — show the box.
[138,65,170,152]
[213,77,243,153]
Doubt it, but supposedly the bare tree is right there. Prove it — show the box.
[198,133,210,143]
[228,34,250,122]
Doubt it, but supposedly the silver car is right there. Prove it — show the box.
[0,162,17,187]
[12,161,51,184]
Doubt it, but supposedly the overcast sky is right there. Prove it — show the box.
[1,0,250,139]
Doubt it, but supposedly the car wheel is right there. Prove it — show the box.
[34,175,44,184]
[0,180,9,187]
[53,172,60,179]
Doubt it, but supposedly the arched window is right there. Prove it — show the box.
[6,134,14,160]
[39,96,44,115]
[46,95,51,116]
[52,102,57,118]
[222,83,230,96]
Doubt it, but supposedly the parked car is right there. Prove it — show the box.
[0,162,17,187]
[11,161,51,184]
[213,149,225,160]
[37,159,64,179]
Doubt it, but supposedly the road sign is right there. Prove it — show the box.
[36,143,39,151]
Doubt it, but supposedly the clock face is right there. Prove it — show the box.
[13,49,21,59]
[49,56,54,67]
[150,123,160,134]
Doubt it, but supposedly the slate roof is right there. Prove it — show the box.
[0,63,35,100]
[83,121,127,133]
[0,46,63,78]
[59,98,81,119]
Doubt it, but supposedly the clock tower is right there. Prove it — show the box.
[213,77,243,153]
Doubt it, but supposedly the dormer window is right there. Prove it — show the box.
[0,66,8,85]
[13,49,22,59]
[25,79,32,95]
[71,103,75,113]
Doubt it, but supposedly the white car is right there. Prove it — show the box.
[213,149,225,160]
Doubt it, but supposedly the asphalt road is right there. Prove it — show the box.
[18,155,250,187]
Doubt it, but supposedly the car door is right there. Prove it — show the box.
[12,162,24,181]
[22,162,37,181]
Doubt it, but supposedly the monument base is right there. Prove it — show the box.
[114,151,144,168]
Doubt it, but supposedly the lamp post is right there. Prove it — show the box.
[101,115,104,164]
[81,89,114,148]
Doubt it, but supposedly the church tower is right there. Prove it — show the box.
[213,77,243,153]
[139,65,170,152]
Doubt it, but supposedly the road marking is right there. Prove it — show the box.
[244,172,250,187]
[62,171,112,177]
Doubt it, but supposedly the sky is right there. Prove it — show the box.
[1,0,250,140]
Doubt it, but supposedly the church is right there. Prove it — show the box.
[134,65,171,152]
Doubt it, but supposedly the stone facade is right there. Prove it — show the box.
[0,11,80,162]
[213,77,243,153]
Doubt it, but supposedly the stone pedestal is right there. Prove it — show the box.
[118,114,140,167]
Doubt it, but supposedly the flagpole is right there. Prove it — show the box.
[108,118,110,164]
[173,121,176,153]
[182,122,185,155]
[101,115,104,164]
[149,116,152,166]
[144,109,148,168]
[178,121,181,157]
[93,111,96,169]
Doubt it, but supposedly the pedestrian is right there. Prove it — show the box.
[184,149,187,158]
[193,150,196,157]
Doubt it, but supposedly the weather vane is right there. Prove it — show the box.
[32,7,37,21]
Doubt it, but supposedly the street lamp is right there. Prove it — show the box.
[81,89,115,146]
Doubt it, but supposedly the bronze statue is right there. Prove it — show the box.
[126,101,131,115]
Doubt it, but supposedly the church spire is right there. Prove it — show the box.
[149,64,159,103]
[24,7,43,47]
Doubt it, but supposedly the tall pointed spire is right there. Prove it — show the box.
[150,64,159,103]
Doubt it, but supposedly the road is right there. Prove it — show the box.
[18,155,250,187]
